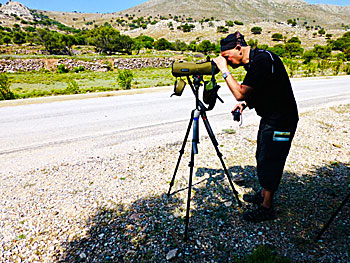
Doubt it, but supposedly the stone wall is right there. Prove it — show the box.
[0,59,45,73]
[0,57,175,73]
[114,58,175,70]
[56,59,110,72]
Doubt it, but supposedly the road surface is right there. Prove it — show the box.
[0,76,349,174]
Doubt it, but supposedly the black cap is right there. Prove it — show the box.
[220,31,247,52]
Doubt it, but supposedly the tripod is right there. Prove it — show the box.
[315,191,350,240]
[167,75,242,241]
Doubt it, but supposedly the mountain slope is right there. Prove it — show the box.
[117,0,350,28]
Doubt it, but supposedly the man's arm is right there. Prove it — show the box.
[213,56,253,101]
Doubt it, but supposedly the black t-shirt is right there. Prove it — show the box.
[242,48,299,127]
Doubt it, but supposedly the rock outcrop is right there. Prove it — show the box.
[0,1,33,20]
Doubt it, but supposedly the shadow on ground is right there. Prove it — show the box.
[57,162,350,262]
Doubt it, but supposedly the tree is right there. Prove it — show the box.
[268,44,284,57]
[217,26,228,33]
[135,35,154,49]
[197,40,215,55]
[234,20,244,25]
[344,48,350,61]
[331,61,341,75]
[25,32,38,46]
[3,35,12,46]
[287,37,301,44]
[271,33,283,41]
[154,38,173,50]
[251,27,262,34]
[312,44,332,59]
[177,23,195,32]
[174,40,187,52]
[318,28,326,36]
[225,21,234,27]
[37,29,76,55]
[87,26,133,55]
[187,40,197,51]
[248,39,258,49]
[12,31,26,44]
[331,32,350,51]
[302,50,316,64]
[287,19,297,26]
[119,34,134,55]
[284,43,303,58]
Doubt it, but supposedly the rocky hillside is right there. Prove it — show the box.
[0,0,349,30]
[118,0,350,28]
[0,0,348,47]
[0,0,33,21]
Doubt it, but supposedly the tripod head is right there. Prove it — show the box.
[184,74,223,112]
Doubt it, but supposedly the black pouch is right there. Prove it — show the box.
[202,61,221,111]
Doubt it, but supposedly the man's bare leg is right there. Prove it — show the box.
[261,188,274,208]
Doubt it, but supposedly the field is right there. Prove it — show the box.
[0,49,348,100]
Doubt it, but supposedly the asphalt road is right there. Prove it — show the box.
[1,76,349,174]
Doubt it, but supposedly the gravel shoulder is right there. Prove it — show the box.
[0,104,349,262]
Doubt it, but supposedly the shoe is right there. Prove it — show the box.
[242,205,276,223]
[243,190,264,205]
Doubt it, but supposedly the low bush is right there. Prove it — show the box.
[344,63,350,75]
[73,66,85,73]
[117,70,134,89]
[65,80,80,94]
[57,64,70,73]
[0,73,15,100]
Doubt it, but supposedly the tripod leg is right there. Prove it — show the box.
[184,150,195,241]
[167,110,195,196]
[184,110,200,241]
[315,191,350,240]
[201,111,242,207]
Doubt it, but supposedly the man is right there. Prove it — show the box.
[213,31,298,223]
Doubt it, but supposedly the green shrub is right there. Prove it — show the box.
[117,70,134,89]
[331,61,342,75]
[271,33,283,41]
[318,60,331,75]
[234,20,244,25]
[302,50,316,64]
[65,80,80,94]
[303,62,317,77]
[73,66,85,73]
[245,245,291,263]
[251,26,262,34]
[344,63,350,75]
[0,73,15,100]
[57,64,70,73]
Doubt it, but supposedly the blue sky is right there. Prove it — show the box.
[0,0,348,13]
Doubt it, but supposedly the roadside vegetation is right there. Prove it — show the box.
[0,14,350,100]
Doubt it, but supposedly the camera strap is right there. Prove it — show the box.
[248,48,275,74]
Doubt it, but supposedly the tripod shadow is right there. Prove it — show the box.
[57,162,349,262]
[195,165,259,193]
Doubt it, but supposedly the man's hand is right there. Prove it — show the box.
[232,102,247,114]
[213,56,229,73]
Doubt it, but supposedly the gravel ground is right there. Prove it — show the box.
[0,104,349,263]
